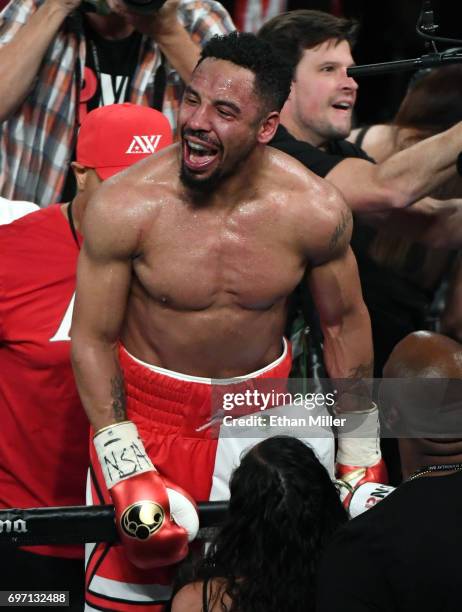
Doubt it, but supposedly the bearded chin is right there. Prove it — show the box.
[179,139,256,195]
[179,163,224,194]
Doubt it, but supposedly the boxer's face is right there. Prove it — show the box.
[283,39,358,148]
[179,58,264,192]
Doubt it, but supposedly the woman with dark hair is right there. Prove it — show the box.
[348,64,462,378]
[352,64,462,160]
[171,436,347,612]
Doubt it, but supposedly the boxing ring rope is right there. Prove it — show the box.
[0,502,229,546]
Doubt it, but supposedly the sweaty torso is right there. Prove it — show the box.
[116,148,330,377]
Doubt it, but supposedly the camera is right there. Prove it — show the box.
[81,0,167,16]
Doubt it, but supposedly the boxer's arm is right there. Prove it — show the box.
[307,198,387,482]
[70,188,137,432]
[71,183,199,567]
[308,239,373,390]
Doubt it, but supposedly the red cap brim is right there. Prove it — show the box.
[94,165,128,180]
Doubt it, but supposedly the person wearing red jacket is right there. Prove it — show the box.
[0,102,172,609]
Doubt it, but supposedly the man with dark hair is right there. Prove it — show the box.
[259,8,358,77]
[199,31,293,114]
[317,331,462,612]
[258,9,462,211]
[178,32,293,192]
[259,9,462,485]
[71,32,374,610]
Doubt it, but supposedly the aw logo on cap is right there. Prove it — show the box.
[126,135,163,155]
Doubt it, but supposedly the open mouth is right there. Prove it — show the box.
[332,101,352,112]
[183,138,220,173]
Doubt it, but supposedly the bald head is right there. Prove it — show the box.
[381,332,462,478]
[384,331,462,379]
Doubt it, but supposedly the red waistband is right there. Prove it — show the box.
[119,342,292,437]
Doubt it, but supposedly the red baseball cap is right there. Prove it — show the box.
[76,103,173,180]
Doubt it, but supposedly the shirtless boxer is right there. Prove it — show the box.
[71,32,374,611]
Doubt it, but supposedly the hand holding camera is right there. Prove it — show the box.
[82,0,178,37]
[119,0,180,38]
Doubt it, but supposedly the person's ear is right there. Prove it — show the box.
[378,380,405,435]
[71,162,90,193]
[257,111,280,145]
[383,400,402,434]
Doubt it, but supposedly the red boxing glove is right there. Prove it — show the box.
[111,470,191,569]
[94,421,199,569]
[335,402,389,512]
[336,478,395,517]
[336,458,389,488]
[336,459,389,512]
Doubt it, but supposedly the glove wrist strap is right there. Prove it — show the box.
[93,420,154,489]
[336,403,381,467]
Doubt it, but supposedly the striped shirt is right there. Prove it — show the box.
[0,0,235,207]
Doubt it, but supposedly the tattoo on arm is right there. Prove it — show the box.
[329,209,352,252]
[336,359,375,412]
[347,359,374,379]
[111,374,126,421]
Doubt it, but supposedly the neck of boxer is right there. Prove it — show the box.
[399,438,462,480]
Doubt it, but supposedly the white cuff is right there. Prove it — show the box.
[336,403,381,467]
[93,421,154,489]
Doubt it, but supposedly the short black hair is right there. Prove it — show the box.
[258,10,358,72]
[198,31,293,114]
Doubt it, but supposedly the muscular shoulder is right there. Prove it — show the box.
[266,147,353,263]
[82,147,178,259]
[266,146,338,203]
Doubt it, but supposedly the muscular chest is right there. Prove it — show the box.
[134,207,304,310]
